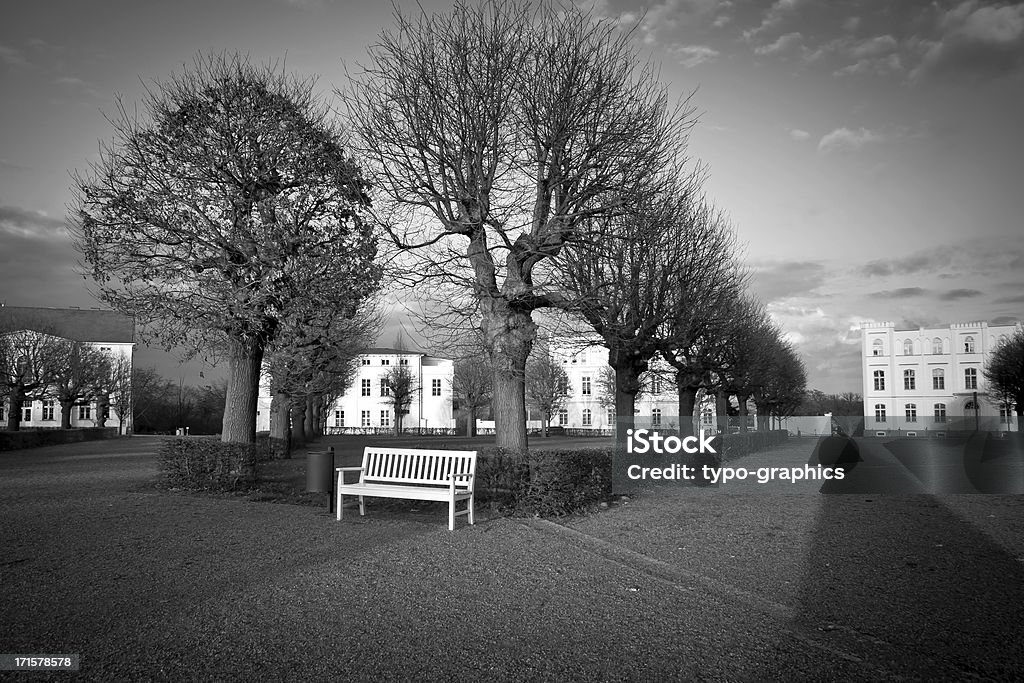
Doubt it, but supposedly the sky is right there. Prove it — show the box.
[1,0,1022,394]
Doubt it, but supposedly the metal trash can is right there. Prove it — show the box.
[306,447,335,512]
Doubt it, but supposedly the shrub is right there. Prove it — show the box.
[475,447,613,517]
[719,430,788,461]
[158,438,260,491]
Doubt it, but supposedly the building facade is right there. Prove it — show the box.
[861,320,1021,433]
[0,306,135,431]
[545,342,718,434]
[256,347,456,434]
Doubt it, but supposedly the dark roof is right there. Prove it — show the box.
[0,306,135,343]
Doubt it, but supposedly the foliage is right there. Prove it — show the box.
[344,0,695,451]
[71,52,379,443]
[798,390,864,417]
[157,438,263,491]
[984,329,1024,431]
[50,340,112,430]
[0,328,64,431]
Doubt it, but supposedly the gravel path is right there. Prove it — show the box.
[2,437,1022,681]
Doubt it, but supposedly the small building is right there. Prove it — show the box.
[860,320,1021,434]
[0,305,135,431]
[256,347,456,434]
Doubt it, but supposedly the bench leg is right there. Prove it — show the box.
[448,498,455,531]
[468,493,475,525]
[337,490,342,521]
[358,495,365,516]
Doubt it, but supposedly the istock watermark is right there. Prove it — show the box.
[626,428,716,455]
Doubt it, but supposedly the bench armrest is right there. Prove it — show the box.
[448,471,474,479]
[336,466,363,485]
[448,471,475,492]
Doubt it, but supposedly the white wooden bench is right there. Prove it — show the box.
[335,447,477,531]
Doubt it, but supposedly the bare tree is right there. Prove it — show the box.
[50,340,112,430]
[984,329,1024,432]
[752,338,807,430]
[343,0,694,451]
[71,53,380,444]
[452,355,493,437]
[131,366,173,433]
[525,338,570,437]
[0,329,64,432]
[380,364,418,435]
[106,355,133,435]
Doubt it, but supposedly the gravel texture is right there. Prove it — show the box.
[2,436,1022,681]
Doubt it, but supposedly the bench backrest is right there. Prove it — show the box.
[360,447,477,489]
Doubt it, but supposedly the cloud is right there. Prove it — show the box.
[914,0,1024,80]
[860,251,952,277]
[870,287,926,299]
[667,44,720,67]
[817,127,884,153]
[0,205,95,308]
[789,128,810,141]
[994,294,1024,304]
[938,288,983,301]
[990,316,1023,326]
[755,31,804,55]
[749,260,828,301]
[744,0,803,42]
[0,43,28,67]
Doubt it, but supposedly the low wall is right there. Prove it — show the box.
[0,427,120,452]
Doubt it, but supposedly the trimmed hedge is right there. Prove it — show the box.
[0,427,119,452]
[476,447,613,517]
[719,429,789,462]
[158,439,264,491]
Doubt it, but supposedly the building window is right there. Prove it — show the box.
[934,404,946,423]
[1000,404,1014,424]
[872,339,883,356]
[964,336,975,353]
[557,376,568,396]
[23,402,33,422]
[431,378,442,396]
[965,368,977,390]
[361,379,371,397]
[42,400,55,421]
[381,359,390,366]
[932,338,942,354]
[932,369,945,390]
[965,400,978,414]
[78,404,91,421]
[651,408,662,427]
[903,339,913,355]
[558,409,568,426]
[650,377,661,394]
[361,358,370,365]
[335,410,344,427]
[873,370,885,391]
[903,370,915,390]
[582,409,592,427]
[905,403,917,422]
[701,407,714,425]
[380,378,391,397]
[581,376,592,395]
[874,404,886,422]
[361,410,371,427]
[606,407,615,427]
[380,411,391,428]
[399,358,409,366]
[0,404,4,421]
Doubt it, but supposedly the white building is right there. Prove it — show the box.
[544,342,717,434]
[861,320,1021,434]
[0,306,135,431]
[256,347,456,434]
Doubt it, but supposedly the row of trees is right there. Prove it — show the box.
[0,325,131,433]
[71,1,807,448]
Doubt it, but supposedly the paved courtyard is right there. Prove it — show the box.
[1,437,1022,680]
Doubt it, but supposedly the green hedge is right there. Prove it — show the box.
[720,430,789,461]
[157,439,263,491]
[0,428,119,452]
[476,447,613,517]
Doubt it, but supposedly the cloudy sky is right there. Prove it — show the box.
[1,0,1022,393]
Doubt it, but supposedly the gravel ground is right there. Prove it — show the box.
[2,437,1022,681]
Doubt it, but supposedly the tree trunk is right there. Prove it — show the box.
[96,394,109,428]
[289,402,306,449]
[675,374,701,439]
[482,307,536,454]
[467,406,477,437]
[60,400,74,430]
[737,393,750,433]
[715,390,729,433]
[221,336,264,444]
[7,390,23,431]
[755,401,770,432]
[270,391,291,457]
[304,398,315,442]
